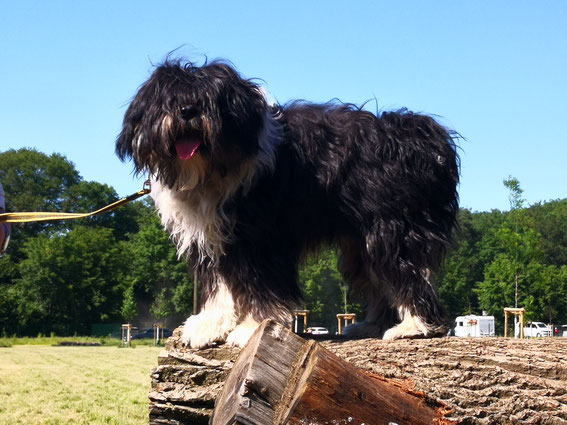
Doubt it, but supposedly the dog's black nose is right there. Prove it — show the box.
[181,106,199,121]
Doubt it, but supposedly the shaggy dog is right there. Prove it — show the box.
[116,59,460,348]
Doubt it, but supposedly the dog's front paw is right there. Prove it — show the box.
[226,316,261,348]
[181,310,236,349]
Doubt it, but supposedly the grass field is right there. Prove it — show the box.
[0,344,161,425]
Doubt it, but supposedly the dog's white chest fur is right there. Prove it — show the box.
[149,111,281,262]
[150,179,229,261]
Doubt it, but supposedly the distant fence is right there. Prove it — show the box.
[91,323,122,337]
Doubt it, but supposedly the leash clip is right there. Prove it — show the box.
[143,179,151,194]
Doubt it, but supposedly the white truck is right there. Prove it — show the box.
[523,321,552,338]
[454,315,495,337]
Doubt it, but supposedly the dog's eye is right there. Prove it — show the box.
[180,106,199,121]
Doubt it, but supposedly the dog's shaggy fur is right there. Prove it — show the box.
[116,59,460,348]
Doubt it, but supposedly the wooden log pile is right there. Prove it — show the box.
[149,323,567,424]
[148,330,239,425]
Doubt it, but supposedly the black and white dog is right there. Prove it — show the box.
[116,59,459,348]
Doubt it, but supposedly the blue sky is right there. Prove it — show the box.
[1,1,566,212]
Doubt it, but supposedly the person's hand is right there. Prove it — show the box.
[0,225,5,252]
[0,212,10,254]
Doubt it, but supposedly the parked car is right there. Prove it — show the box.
[132,328,173,340]
[305,327,329,335]
[523,322,551,338]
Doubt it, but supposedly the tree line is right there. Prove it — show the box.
[438,180,567,333]
[0,149,192,335]
[1,148,566,336]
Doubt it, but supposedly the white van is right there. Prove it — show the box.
[523,322,551,338]
[454,315,495,337]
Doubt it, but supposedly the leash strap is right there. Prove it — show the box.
[0,180,151,224]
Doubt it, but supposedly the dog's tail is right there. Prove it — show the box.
[379,109,460,176]
[377,109,460,269]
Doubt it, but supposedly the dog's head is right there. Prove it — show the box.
[116,60,273,190]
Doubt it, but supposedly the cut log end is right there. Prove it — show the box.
[211,320,450,425]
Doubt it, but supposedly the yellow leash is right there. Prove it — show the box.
[0,180,151,224]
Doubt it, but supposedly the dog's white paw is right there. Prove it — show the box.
[226,316,261,348]
[181,310,236,349]
[382,310,429,340]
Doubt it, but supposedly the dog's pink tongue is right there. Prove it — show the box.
[175,138,202,160]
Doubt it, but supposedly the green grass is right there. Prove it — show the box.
[0,345,161,424]
[0,335,159,347]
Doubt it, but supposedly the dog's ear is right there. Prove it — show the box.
[116,99,153,175]
[116,107,138,162]
[115,72,161,173]
[116,82,151,165]
[217,76,267,157]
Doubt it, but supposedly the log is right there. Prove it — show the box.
[211,320,449,425]
[150,326,567,424]
[210,320,307,425]
[324,336,567,424]
[148,328,239,425]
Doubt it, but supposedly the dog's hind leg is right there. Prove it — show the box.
[382,268,450,340]
[338,238,398,338]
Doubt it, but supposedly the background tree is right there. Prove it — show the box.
[526,199,567,267]
[530,264,567,325]
[172,275,197,316]
[150,288,174,324]
[121,285,138,324]
[476,177,551,333]
[503,175,525,309]
[299,249,362,331]
[122,202,194,324]
[437,209,483,318]
[15,226,127,335]
[0,148,84,324]
[61,180,143,239]
[0,149,80,244]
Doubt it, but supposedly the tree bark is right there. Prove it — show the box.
[148,332,239,425]
[150,325,567,425]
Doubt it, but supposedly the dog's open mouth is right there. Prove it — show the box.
[175,137,202,160]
